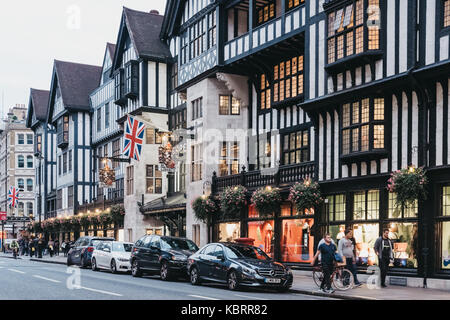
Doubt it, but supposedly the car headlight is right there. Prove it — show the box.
[172,255,187,261]
[117,258,129,262]
[242,267,256,275]
[285,267,293,275]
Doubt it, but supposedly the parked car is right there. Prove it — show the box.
[67,236,115,267]
[91,241,134,273]
[130,235,199,281]
[187,242,293,292]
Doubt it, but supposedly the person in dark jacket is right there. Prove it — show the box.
[312,233,337,294]
[54,239,60,256]
[374,229,394,288]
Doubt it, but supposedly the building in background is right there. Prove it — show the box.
[0,104,35,237]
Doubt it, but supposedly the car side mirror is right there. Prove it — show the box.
[217,254,225,261]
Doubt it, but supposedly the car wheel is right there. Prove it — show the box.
[111,259,117,274]
[227,270,240,291]
[79,255,85,268]
[67,256,72,266]
[131,260,142,277]
[91,258,98,271]
[160,261,172,281]
[190,266,201,286]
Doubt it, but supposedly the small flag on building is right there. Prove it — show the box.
[122,116,145,161]
[7,186,19,208]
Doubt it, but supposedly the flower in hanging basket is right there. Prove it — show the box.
[387,166,428,209]
[219,185,248,219]
[192,196,218,223]
[288,178,323,214]
[250,186,282,217]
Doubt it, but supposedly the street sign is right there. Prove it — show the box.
[0,213,7,221]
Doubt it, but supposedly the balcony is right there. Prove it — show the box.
[212,161,316,194]
[224,4,306,64]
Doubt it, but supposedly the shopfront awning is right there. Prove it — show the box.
[140,193,186,215]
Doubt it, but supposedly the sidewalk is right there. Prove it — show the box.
[0,252,67,265]
[290,270,450,300]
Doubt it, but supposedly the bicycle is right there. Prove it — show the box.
[312,263,355,291]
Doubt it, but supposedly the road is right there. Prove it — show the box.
[0,257,337,300]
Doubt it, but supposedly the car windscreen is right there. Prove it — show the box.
[112,243,132,252]
[160,238,199,251]
[224,245,271,261]
[91,239,112,247]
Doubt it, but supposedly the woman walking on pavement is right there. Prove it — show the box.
[48,239,54,257]
[311,233,337,294]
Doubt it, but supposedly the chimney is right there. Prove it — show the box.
[149,9,159,15]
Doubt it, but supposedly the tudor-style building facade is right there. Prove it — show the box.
[46,60,102,219]
[26,89,56,222]
[110,7,175,242]
[161,0,450,280]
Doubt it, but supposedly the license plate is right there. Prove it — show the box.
[265,278,281,284]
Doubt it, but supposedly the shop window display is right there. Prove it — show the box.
[387,222,418,268]
[280,218,314,263]
[248,220,275,258]
[329,224,346,243]
[218,222,241,242]
[353,223,379,266]
[442,221,450,270]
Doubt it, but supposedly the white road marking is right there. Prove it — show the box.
[33,275,61,283]
[79,286,123,297]
[234,294,268,300]
[188,294,220,300]
[8,268,25,274]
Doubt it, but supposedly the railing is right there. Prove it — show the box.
[223,4,306,63]
[212,161,316,194]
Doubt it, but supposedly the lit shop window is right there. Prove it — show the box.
[353,190,379,220]
[248,220,275,258]
[353,223,379,266]
[388,222,418,268]
[280,218,314,263]
[388,193,418,218]
[326,194,346,222]
[327,0,380,64]
[218,222,241,242]
[441,221,450,270]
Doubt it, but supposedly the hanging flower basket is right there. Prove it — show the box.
[79,215,91,230]
[288,178,323,214]
[251,187,282,217]
[192,196,218,223]
[387,166,428,209]
[110,205,125,224]
[98,212,112,228]
[219,185,248,219]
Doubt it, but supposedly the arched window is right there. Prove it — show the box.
[27,202,33,216]
[27,156,33,168]
[27,179,33,192]
[18,155,24,168]
[18,179,24,190]
[18,202,24,216]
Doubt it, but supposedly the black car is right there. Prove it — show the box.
[130,235,199,281]
[187,242,293,292]
[67,236,115,268]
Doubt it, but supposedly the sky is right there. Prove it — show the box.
[0,0,168,117]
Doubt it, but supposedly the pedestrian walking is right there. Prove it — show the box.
[36,237,43,259]
[18,239,24,256]
[54,239,60,256]
[374,228,394,288]
[10,240,19,259]
[338,229,362,287]
[48,239,54,257]
[311,233,337,294]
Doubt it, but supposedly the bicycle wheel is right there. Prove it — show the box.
[332,268,354,291]
[312,268,324,288]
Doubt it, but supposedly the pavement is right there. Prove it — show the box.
[1,252,450,300]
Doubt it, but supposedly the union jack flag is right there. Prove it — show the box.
[122,116,145,161]
[7,186,19,208]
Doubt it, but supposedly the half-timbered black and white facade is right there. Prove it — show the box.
[26,89,56,221]
[161,0,450,281]
[46,60,102,218]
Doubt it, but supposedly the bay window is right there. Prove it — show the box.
[341,98,385,156]
[282,129,309,165]
[273,56,304,103]
[327,0,380,65]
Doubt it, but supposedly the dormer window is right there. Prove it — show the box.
[341,97,385,159]
[124,60,139,98]
[326,0,381,71]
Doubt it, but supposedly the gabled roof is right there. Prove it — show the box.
[107,42,116,59]
[47,60,102,123]
[26,88,49,128]
[112,7,171,71]
[160,0,184,41]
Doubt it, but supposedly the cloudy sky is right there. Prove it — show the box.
[0,0,167,117]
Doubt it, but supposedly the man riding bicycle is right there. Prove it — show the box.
[10,240,19,259]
